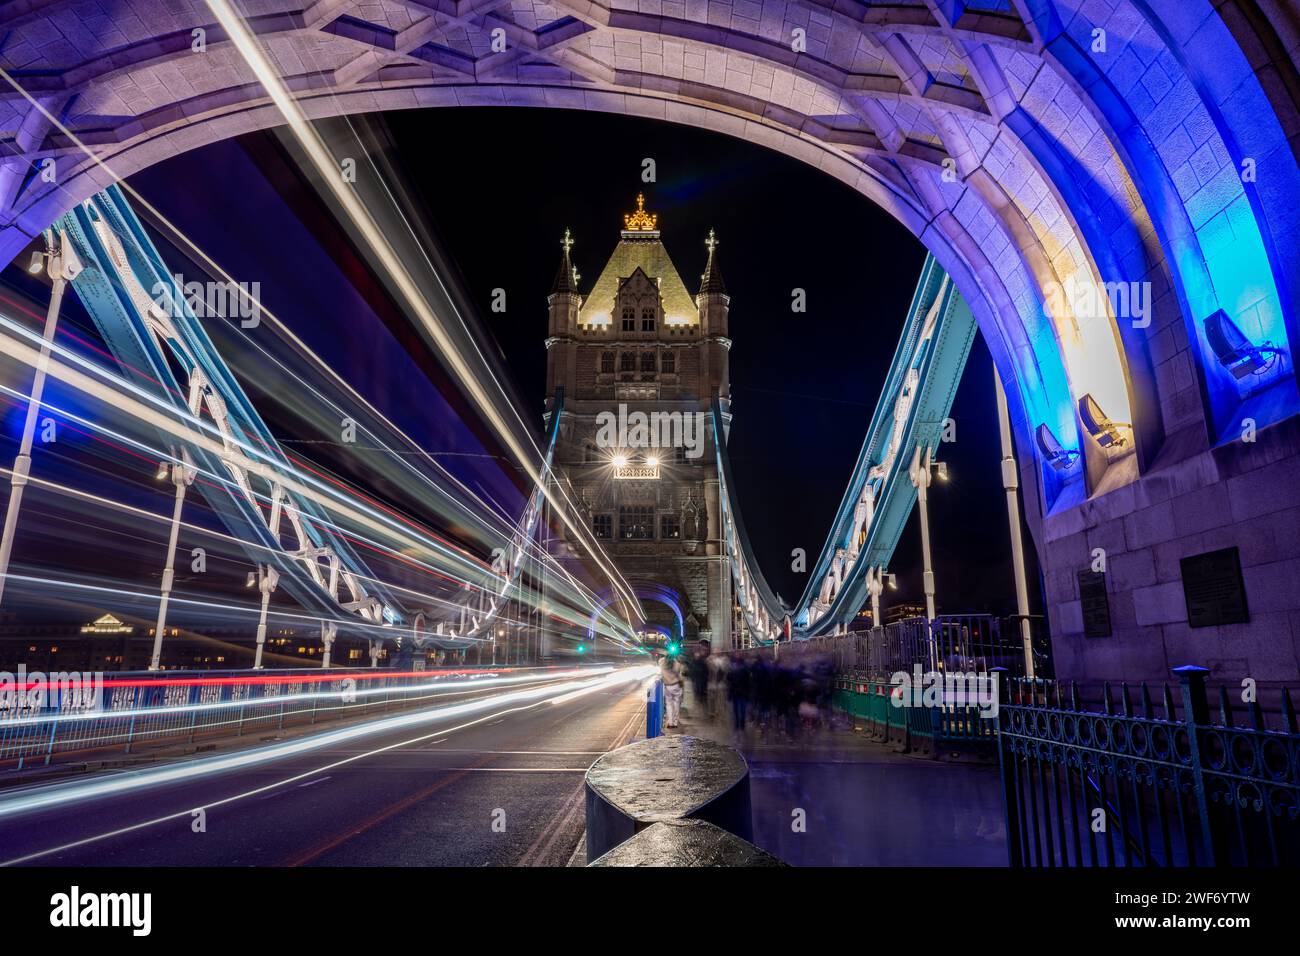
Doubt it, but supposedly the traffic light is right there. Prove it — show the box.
[576,644,586,654]
[666,642,680,656]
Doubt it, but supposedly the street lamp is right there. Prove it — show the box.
[249,564,280,669]
[149,448,197,670]
[994,368,1035,678]
[908,447,946,622]
[320,621,338,669]
[0,229,84,606]
[865,567,897,630]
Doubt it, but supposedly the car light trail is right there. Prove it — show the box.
[0,665,608,728]
[0,666,644,833]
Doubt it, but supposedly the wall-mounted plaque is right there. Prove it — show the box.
[1181,546,1249,628]
[1078,569,1111,638]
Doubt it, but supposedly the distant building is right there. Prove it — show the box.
[0,613,395,672]
[884,603,927,625]
[544,195,733,648]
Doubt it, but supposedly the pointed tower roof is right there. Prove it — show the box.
[577,195,698,327]
[550,228,580,296]
[699,228,726,296]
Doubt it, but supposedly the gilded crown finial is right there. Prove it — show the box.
[623,193,659,232]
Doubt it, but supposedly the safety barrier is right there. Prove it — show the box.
[0,665,575,771]
[645,679,663,740]
[808,614,1048,681]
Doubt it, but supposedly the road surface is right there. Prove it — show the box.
[0,669,648,866]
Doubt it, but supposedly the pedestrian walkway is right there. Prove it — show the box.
[669,684,1008,866]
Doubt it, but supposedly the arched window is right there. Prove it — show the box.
[641,308,655,332]
[621,306,635,332]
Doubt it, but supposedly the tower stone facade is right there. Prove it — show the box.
[544,195,733,649]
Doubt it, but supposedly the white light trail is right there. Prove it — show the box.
[199,0,642,631]
[0,666,637,827]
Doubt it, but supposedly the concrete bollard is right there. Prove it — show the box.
[588,819,785,867]
[584,735,753,863]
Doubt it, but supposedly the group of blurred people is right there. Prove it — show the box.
[657,639,836,737]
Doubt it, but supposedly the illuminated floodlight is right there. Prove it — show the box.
[611,454,628,469]
[646,455,660,468]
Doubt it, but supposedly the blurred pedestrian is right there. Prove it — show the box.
[727,652,750,730]
[690,639,711,711]
[660,653,686,728]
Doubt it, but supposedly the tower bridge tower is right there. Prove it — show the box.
[544,195,734,649]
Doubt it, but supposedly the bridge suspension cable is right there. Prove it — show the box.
[713,255,978,642]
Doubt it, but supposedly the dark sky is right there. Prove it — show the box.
[120,106,1041,619]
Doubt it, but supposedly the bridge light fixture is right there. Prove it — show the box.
[611,454,628,469]
[934,462,949,482]
[646,454,660,468]
[154,461,170,481]
[245,571,257,589]
[886,573,898,590]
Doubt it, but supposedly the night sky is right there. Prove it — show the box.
[119,106,1041,620]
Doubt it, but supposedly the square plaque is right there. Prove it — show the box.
[1078,569,1111,638]
[1181,546,1249,628]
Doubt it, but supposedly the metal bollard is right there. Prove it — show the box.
[646,679,664,739]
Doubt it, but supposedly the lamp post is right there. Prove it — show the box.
[908,446,947,622]
[0,229,84,606]
[320,621,337,669]
[994,368,1035,678]
[149,448,197,670]
[865,566,896,631]
[249,564,280,669]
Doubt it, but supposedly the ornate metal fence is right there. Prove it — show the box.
[998,667,1300,866]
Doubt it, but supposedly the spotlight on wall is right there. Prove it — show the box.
[886,573,898,590]
[611,454,628,469]
[646,454,660,468]
[934,462,949,482]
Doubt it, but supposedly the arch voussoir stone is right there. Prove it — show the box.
[1,0,1299,684]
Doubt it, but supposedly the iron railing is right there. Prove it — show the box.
[998,667,1300,866]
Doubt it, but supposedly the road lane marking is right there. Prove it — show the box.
[518,688,645,866]
[0,670,653,866]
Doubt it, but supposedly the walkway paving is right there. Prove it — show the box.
[667,685,1008,866]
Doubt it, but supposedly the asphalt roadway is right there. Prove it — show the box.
[0,669,649,866]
